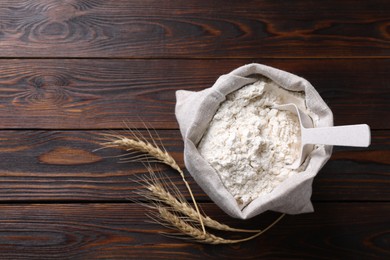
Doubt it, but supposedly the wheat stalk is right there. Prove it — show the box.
[150,205,284,244]
[154,205,238,244]
[99,128,206,233]
[136,170,261,233]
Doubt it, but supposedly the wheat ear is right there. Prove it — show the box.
[136,170,261,233]
[151,205,285,244]
[99,130,206,234]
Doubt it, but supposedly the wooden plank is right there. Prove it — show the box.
[0,1,388,58]
[0,130,388,202]
[0,203,388,259]
[0,59,388,129]
[314,129,390,201]
[0,130,191,201]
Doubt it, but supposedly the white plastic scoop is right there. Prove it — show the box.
[274,103,371,169]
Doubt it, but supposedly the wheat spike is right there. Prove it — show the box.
[152,206,284,244]
[99,130,206,234]
[155,206,233,244]
[137,172,261,233]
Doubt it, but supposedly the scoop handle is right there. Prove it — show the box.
[302,124,371,147]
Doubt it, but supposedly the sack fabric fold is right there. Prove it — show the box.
[175,63,333,219]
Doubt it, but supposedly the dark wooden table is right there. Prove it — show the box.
[0,1,389,259]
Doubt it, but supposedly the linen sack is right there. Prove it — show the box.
[175,63,333,219]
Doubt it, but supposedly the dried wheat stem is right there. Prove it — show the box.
[155,206,285,244]
[103,135,206,234]
[156,206,237,244]
[142,179,261,233]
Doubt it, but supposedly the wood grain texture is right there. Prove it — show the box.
[0,130,388,202]
[0,203,388,259]
[314,130,390,201]
[0,130,191,201]
[0,59,388,129]
[0,0,388,58]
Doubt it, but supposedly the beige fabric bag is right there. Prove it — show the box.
[175,63,333,219]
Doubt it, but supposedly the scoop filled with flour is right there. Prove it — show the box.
[198,78,308,208]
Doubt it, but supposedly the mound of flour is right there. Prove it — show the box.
[198,78,305,207]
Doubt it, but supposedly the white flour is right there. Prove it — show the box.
[198,78,306,208]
